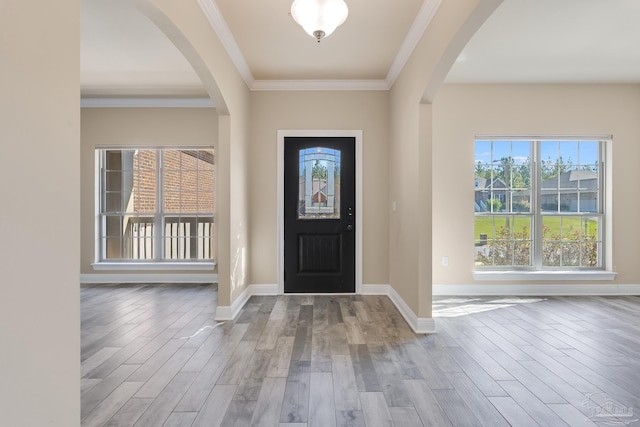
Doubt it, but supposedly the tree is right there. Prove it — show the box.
[488,198,502,212]
[541,156,574,180]
[312,161,327,180]
[475,161,491,179]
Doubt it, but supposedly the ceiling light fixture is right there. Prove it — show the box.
[290,0,349,42]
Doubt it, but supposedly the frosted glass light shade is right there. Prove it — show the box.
[291,0,349,41]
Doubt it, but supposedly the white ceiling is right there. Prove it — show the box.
[447,0,640,83]
[80,0,640,97]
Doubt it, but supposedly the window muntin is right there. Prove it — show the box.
[98,148,214,262]
[475,139,604,269]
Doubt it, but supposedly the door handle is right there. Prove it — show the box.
[346,224,353,231]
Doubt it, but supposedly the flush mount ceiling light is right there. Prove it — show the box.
[290,0,349,42]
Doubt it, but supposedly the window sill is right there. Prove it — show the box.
[473,270,617,281]
[92,262,215,271]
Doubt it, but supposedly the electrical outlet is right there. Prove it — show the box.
[442,256,449,266]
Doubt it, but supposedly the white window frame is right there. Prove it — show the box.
[92,147,216,270]
[473,136,616,281]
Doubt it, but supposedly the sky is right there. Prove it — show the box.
[475,140,599,166]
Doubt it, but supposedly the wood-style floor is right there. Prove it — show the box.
[81,284,640,426]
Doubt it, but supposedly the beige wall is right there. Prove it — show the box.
[141,0,252,308]
[248,91,390,286]
[80,107,218,275]
[389,0,496,318]
[432,83,640,285]
[0,0,80,425]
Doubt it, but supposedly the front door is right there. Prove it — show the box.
[284,137,355,293]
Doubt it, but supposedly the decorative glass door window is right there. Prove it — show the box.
[298,147,341,219]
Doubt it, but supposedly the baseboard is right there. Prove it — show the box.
[249,284,279,295]
[215,282,437,333]
[214,284,278,321]
[80,273,218,284]
[387,287,436,334]
[362,284,435,334]
[433,283,640,296]
[361,284,390,295]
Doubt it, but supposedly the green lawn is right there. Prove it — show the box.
[475,215,598,240]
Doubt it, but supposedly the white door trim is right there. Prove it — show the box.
[277,130,363,294]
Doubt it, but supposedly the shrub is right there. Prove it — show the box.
[476,225,597,267]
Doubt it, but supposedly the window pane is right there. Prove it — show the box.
[163,191,181,213]
[104,192,122,213]
[163,169,181,192]
[542,215,600,267]
[134,191,156,213]
[179,191,198,212]
[492,141,511,163]
[582,242,598,267]
[198,169,215,213]
[579,141,599,167]
[540,141,559,166]
[105,171,122,191]
[196,217,214,260]
[99,148,215,262]
[124,237,154,260]
[562,243,581,266]
[104,237,122,259]
[105,150,135,171]
[198,192,215,213]
[298,147,341,219]
[474,215,531,267]
[559,191,576,212]
[513,241,531,266]
[512,190,531,212]
[583,217,599,240]
[475,139,603,270]
[104,215,123,237]
[559,141,578,165]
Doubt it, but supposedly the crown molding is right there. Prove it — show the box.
[81,97,214,108]
[386,0,443,88]
[252,79,389,91]
[198,0,255,89]
[197,0,441,92]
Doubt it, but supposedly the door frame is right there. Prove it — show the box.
[277,130,363,294]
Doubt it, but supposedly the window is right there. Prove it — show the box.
[474,138,605,270]
[97,148,215,263]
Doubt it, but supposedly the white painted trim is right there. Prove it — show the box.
[92,262,215,271]
[197,0,444,92]
[80,273,218,284]
[362,284,435,334]
[416,317,437,334]
[361,284,390,295]
[81,98,214,108]
[433,283,640,296]
[386,0,443,88]
[249,284,279,295]
[214,284,278,320]
[473,271,617,281]
[214,306,233,320]
[388,286,436,334]
[277,130,363,295]
[252,79,389,91]
[198,0,255,88]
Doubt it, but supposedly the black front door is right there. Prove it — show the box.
[284,137,356,293]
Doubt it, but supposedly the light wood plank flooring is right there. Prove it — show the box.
[81,285,640,426]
